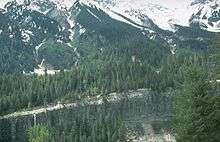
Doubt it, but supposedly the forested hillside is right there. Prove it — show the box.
[173,34,220,142]
[0,33,219,142]
[0,0,220,142]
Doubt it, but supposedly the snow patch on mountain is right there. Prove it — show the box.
[87,9,102,22]
[49,0,76,10]
[85,0,220,32]
[0,0,11,9]
[0,0,28,9]
[1,0,220,33]
[21,30,34,43]
[190,1,220,32]
[35,39,46,54]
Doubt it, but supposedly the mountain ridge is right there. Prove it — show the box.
[0,0,217,74]
[85,0,220,32]
[1,0,220,32]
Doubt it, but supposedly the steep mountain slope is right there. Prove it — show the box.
[0,0,218,74]
[2,0,220,32]
[0,0,166,73]
[86,0,220,32]
[0,0,78,73]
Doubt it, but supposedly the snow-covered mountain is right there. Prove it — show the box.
[1,0,220,32]
[83,0,220,32]
[0,0,217,73]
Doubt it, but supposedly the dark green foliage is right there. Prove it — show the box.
[28,125,51,142]
[0,2,72,73]
[0,92,172,142]
[0,1,219,142]
[0,34,209,116]
[37,39,78,70]
[0,21,179,115]
[171,34,220,142]
[174,68,220,142]
[61,110,126,142]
